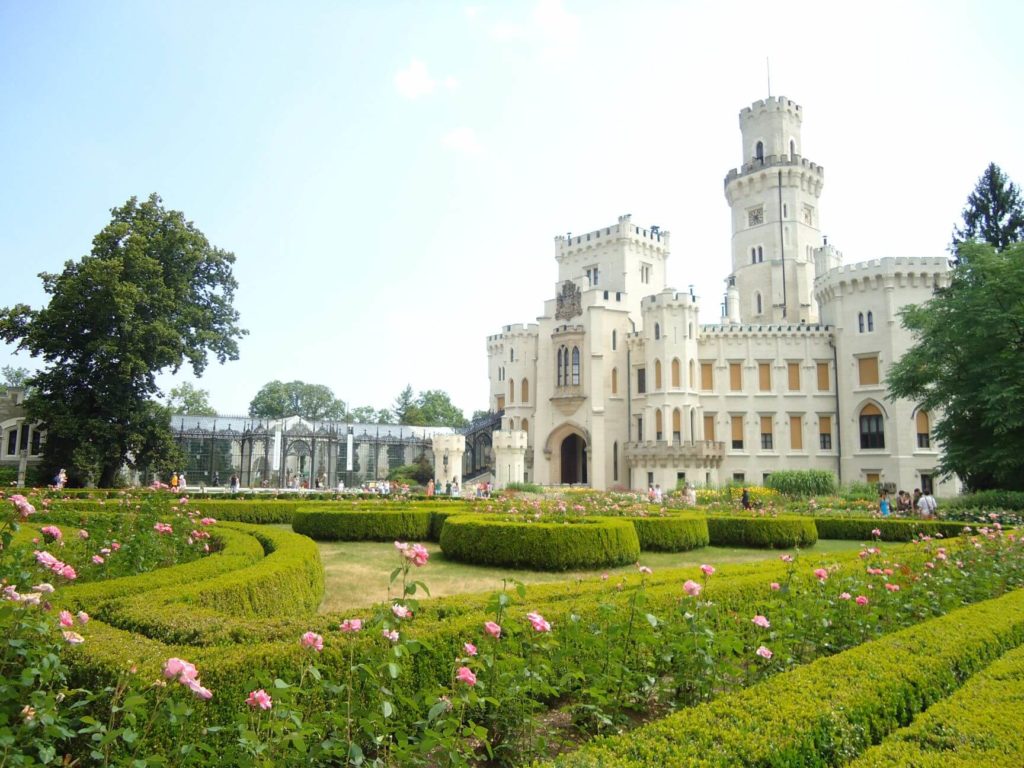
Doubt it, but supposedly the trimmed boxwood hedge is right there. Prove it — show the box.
[629,516,709,551]
[292,508,433,541]
[705,515,818,548]
[813,516,968,542]
[439,515,641,570]
[848,641,1024,768]
[540,586,1024,767]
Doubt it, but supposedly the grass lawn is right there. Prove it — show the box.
[313,537,865,613]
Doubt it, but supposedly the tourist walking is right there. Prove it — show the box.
[426,478,434,497]
[170,472,179,492]
[741,487,751,510]
[229,474,240,493]
[879,490,891,517]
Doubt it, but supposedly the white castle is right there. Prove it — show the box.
[486,95,954,495]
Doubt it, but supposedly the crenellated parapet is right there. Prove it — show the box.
[814,256,949,304]
[555,213,670,261]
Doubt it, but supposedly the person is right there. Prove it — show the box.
[915,488,929,518]
[229,473,240,493]
[426,478,434,497]
[648,485,656,502]
[53,468,67,490]
[913,488,924,517]
[212,471,220,487]
[445,481,452,496]
[179,473,187,493]
[451,480,460,498]
[879,490,891,517]
[684,484,697,506]
[170,472,179,492]
[923,490,938,518]
[741,487,751,510]
[654,484,663,503]
[896,490,911,515]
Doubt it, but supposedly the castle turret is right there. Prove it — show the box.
[724,96,824,324]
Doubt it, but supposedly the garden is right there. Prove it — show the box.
[2,484,1024,767]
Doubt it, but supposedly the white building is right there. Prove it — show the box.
[486,96,954,496]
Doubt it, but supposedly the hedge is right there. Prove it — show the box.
[292,508,433,541]
[705,515,818,548]
[629,516,709,551]
[439,515,641,570]
[848,641,1024,768]
[942,489,1024,512]
[540,586,1024,767]
[813,516,968,542]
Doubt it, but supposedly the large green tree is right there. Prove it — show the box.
[166,382,217,415]
[418,389,468,428]
[1,365,30,389]
[887,241,1024,490]
[248,380,346,421]
[392,385,423,425]
[951,163,1024,259]
[0,194,245,486]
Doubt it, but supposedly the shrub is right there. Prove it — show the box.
[292,508,432,541]
[813,517,969,542]
[838,481,878,502]
[629,516,708,551]
[439,515,641,570]
[764,470,837,497]
[504,482,544,494]
[541,587,1024,767]
[942,489,1024,512]
[705,515,818,548]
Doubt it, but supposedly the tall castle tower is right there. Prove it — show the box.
[723,96,825,323]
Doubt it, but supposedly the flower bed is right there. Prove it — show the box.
[439,515,642,570]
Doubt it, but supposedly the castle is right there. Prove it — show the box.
[486,96,955,495]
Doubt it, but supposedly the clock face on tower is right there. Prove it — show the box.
[747,206,764,227]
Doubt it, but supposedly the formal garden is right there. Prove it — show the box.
[3,482,1024,767]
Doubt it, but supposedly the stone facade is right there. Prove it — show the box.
[0,388,45,482]
[487,96,956,497]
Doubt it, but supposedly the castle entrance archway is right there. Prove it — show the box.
[560,433,587,484]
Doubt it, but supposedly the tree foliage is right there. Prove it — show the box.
[166,383,217,416]
[392,385,422,425]
[247,380,346,421]
[390,386,468,427]
[887,242,1024,490]
[0,194,244,486]
[951,163,1024,258]
[1,365,30,389]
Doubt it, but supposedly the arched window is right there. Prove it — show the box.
[755,292,763,315]
[521,378,529,403]
[611,367,618,395]
[859,404,885,449]
[688,359,696,388]
[916,410,930,448]
[858,312,865,333]
[571,346,580,385]
[790,139,796,157]
[751,247,757,264]
[510,348,515,362]
[521,418,529,437]
[655,409,664,440]
[508,379,515,404]
[612,330,617,350]
[755,141,764,161]
[654,322,661,340]
[612,441,619,482]
[673,408,682,441]
[688,322,694,339]
[556,349,563,386]
[867,311,874,332]
[654,359,663,390]
[757,246,763,263]
[671,358,681,388]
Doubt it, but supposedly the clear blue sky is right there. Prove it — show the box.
[2,1,1022,418]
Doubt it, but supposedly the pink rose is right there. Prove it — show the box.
[200,517,217,526]
[885,582,900,592]
[769,582,781,591]
[855,595,869,606]
[392,604,412,619]
[62,631,85,645]
[163,657,198,684]
[637,565,652,575]
[382,629,399,642]
[463,642,478,656]
[246,689,272,710]
[92,555,104,565]
[11,494,35,518]
[77,611,89,624]
[301,632,324,652]
[780,554,794,563]
[59,610,74,628]
[340,618,363,633]
[751,615,770,629]
[78,529,89,540]
[484,621,502,639]
[871,528,882,538]
[700,564,715,577]
[526,612,551,632]
[813,568,828,581]
[755,645,773,660]
[41,526,63,543]
[600,572,609,581]
[839,592,852,600]
[187,680,213,700]
[455,666,477,686]
[683,579,702,597]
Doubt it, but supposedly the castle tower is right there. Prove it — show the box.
[724,96,825,324]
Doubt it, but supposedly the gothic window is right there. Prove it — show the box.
[673,408,682,442]
[671,358,681,388]
[859,404,885,449]
[654,359,662,390]
[688,322,694,339]
[755,292,763,315]
[611,367,618,395]
[867,311,874,332]
[509,379,515,404]
[654,322,661,340]
[755,141,764,161]
[790,139,796,157]
[522,418,529,437]
[637,367,646,394]
[757,246,763,262]
[751,247,757,264]
[783,203,788,218]
[510,348,515,362]
[521,378,529,403]
[611,330,617,350]
[688,359,695,388]
[655,409,663,441]
[571,346,580,385]
[556,347,565,386]
[858,312,865,333]
[916,410,930,448]
[613,441,618,482]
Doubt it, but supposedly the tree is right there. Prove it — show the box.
[418,389,468,428]
[0,194,245,486]
[887,242,1024,490]
[951,163,1024,259]
[349,405,379,423]
[1,365,30,389]
[392,385,423,425]
[248,380,346,421]
[166,383,217,416]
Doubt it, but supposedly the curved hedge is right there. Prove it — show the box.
[440,515,641,570]
[292,508,433,541]
[813,516,968,542]
[706,515,818,548]
[629,516,709,551]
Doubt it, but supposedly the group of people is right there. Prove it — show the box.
[880,488,937,518]
[647,484,665,504]
[425,478,471,497]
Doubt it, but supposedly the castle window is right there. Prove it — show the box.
[790,139,796,157]
[6,429,16,456]
[751,247,757,264]
[612,330,617,350]
[816,362,830,391]
[611,367,618,395]
[729,362,742,391]
[916,410,931,448]
[688,322,694,339]
[790,415,803,450]
[755,292,763,315]
[522,418,528,437]
[760,416,774,450]
[701,362,714,390]
[671,358,681,388]
[521,378,529,403]
[867,311,874,332]
[654,322,661,340]
[758,362,772,392]
[731,415,744,449]
[704,414,716,442]
[858,312,865,333]
[510,348,515,362]
[783,203,788,218]
[860,404,885,449]
[819,416,833,450]
[613,441,618,482]
[858,356,880,386]
[655,409,663,441]
[571,346,580,386]
[755,141,764,161]
[509,379,515,404]
[688,359,695,389]
[787,362,801,391]
[640,263,651,284]
[673,408,682,442]
[637,367,646,394]
[654,359,663,390]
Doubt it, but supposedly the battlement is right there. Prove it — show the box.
[486,323,539,342]
[739,96,802,122]
[493,429,528,451]
[822,256,948,277]
[555,213,670,258]
[642,288,699,308]
[724,155,824,184]
[699,323,832,338]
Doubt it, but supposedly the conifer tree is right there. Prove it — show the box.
[951,163,1024,261]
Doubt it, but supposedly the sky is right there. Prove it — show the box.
[2,1,1022,419]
